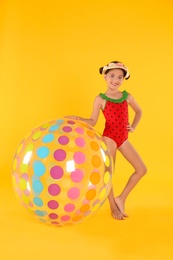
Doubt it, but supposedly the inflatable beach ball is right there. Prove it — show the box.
[12,118,113,226]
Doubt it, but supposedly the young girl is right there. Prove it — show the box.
[69,61,147,220]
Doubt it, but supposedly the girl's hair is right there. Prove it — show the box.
[99,61,127,78]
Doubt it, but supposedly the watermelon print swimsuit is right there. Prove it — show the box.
[100,90,129,148]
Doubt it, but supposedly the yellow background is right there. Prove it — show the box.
[0,0,173,259]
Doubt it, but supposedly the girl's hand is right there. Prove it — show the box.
[127,123,135,133]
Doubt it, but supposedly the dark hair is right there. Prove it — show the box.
[99,61,126,78]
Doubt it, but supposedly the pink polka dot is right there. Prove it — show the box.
[75,137,86,147]
[75,209,81,215]
[16,187,22,197]
[82,198,90,204]
[48,184,61,196]
[68,187,80,199]
[50,166,64,179]
[71,169,84,182]
[13,173,19,184]
[28,201,33,207]
[75,127,84,134]
[21,202,28,208]
[93,199,100,206]
[84,211,91,217]
[24,190,30,196]
[51,221,59,225]
[67,120,75,125]
[22,174,29,181]
[61,215,71,221]
[64,203,75,212]
[63,126,72,133]
[74,152,86,164]
[47,200,59,209]
[54,149,66,161]
[58,136,69,145]
[49,213,58,219]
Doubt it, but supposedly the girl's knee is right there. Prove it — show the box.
[139,164,147,177]
[135,162,147,177]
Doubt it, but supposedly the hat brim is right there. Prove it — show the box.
[102,64,130,79]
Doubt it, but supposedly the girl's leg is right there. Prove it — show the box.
[103,137,124,220]
[115,140,147,216]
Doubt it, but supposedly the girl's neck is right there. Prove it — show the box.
[106,89,122,97]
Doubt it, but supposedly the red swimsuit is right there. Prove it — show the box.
[100,90,129,148]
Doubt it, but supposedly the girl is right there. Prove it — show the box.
[69,61,147,220]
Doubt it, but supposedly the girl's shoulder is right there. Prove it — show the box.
[94,94,106,110]
[95,94,105,102]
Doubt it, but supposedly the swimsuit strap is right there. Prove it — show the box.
[99,90,128,104]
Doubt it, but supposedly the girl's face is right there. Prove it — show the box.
[104,68,124,90]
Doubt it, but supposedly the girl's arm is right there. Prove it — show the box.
[69,95,103,127]
[127,94,142,132]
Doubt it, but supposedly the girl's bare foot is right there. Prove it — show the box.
[110,202,124,220]
[114,197,128,217]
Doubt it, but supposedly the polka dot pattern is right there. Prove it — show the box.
[12,117,113,226]
[102,100,128,147]
[50,166,64,179]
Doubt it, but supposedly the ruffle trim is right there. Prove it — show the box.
[100,90,128,103]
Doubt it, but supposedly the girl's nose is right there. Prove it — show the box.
[113,79,119,84]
